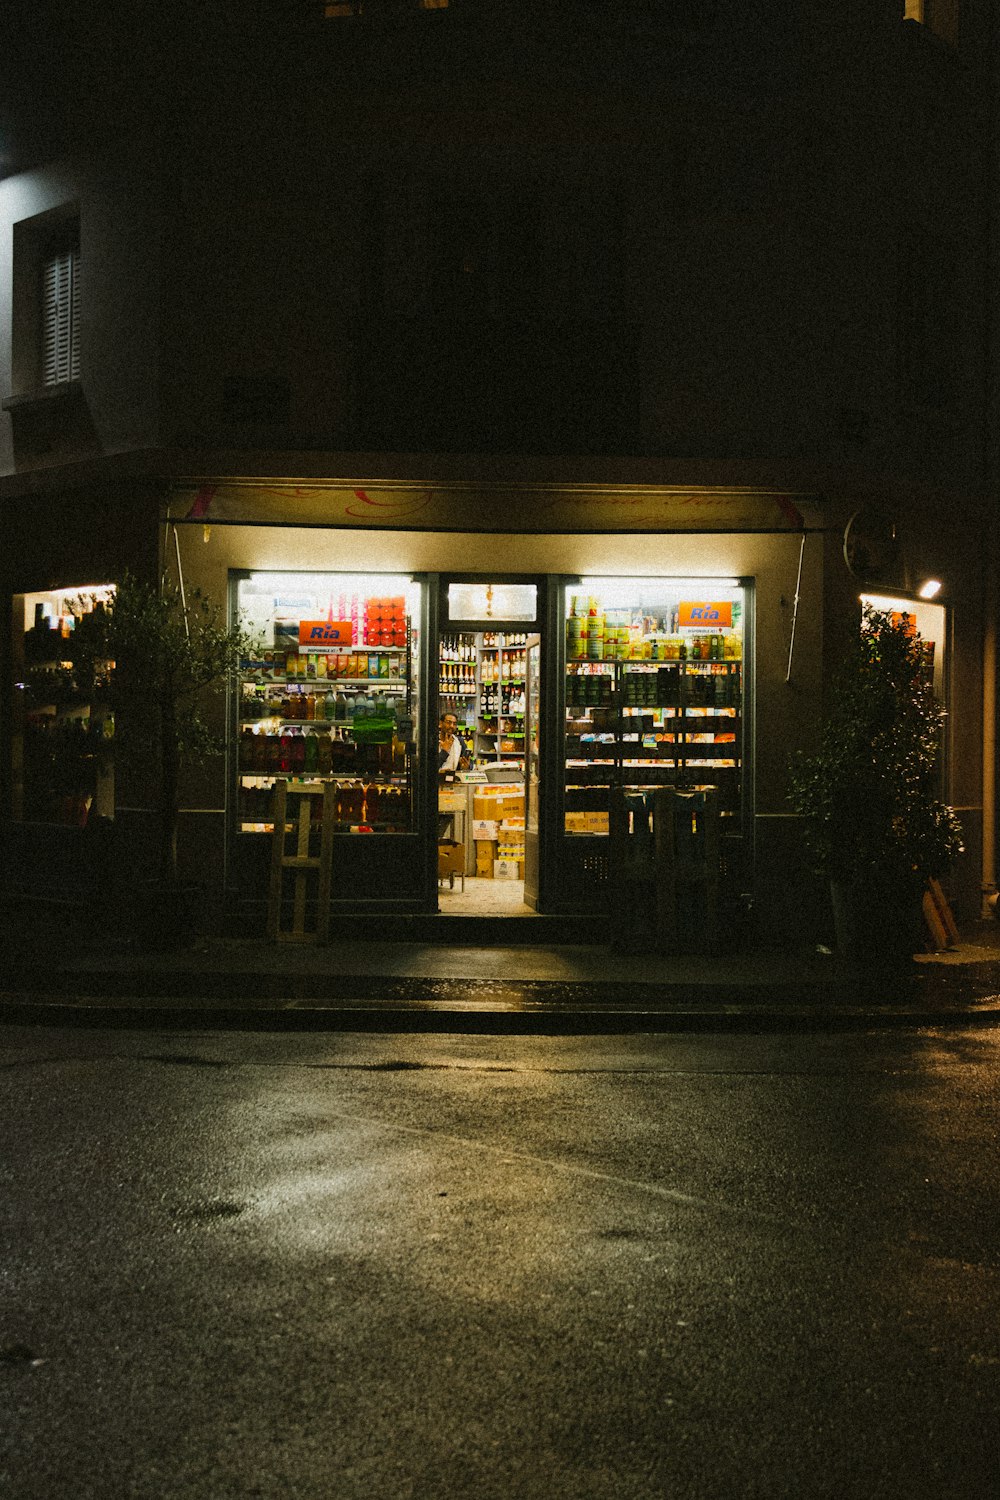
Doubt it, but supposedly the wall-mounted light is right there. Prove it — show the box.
[918,578,942,600]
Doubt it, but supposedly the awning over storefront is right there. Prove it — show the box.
[168,482,815,533]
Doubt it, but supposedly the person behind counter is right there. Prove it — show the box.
[438,712,471,777]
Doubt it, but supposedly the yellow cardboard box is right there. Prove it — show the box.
[437,840,465,876]
[475,839,496,876]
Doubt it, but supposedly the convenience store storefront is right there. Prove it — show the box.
[162,480,825,938]
[6,473,987,947]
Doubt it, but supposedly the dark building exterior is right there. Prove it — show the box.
[1,0,996,945]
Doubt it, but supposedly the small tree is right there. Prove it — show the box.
[80,571,256,886]
[789,605,962,897]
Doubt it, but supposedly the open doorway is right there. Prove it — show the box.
[436,577,541,916]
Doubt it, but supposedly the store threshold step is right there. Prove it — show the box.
[324,913,609,946]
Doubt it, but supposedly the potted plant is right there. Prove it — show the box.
[78,570,256,948]
[788,605,962,967]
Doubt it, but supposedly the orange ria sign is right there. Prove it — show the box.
[298,620,354,646]
[677,601,733,629]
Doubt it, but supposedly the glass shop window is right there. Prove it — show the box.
[14,585,116,826]
[233,571,422,835]
[563,577,746,836]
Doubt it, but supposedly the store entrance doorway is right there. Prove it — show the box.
[436,576,542,917]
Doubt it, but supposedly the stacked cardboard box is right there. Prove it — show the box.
[437,840,465,878]
[473,788,525,821]
[472,787,524,877]
[497,816,525,879]
[564,811,610,834]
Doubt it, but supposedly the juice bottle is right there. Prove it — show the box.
[291,728,306,773]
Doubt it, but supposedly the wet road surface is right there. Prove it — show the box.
[1,1024,998,1498]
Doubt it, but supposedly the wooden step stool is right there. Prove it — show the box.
[267,778,336,944]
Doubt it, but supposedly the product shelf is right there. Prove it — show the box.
[563,655,743,826]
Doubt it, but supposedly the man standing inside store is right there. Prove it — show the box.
[438,712,471,777]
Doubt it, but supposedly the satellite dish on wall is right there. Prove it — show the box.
[843,506,903,587]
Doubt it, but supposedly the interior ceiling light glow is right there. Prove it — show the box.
[579,578,739,591]
[918,578,943,600]
[247,572,412,594]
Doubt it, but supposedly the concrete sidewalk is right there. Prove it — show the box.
[4,900,1000,1031]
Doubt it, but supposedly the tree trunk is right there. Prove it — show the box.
[160,698,179,886]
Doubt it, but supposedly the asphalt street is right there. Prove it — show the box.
[1,1024,998,1499]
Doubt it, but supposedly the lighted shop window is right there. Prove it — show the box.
[234,572,421,838]
[16,585,116,828]
[448,582,538,624]
[904,0,960,46]
[325,0,447,15]
[861,591,946,702]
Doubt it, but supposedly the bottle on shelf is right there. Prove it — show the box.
[304,728,319,772]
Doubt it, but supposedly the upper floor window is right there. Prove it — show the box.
[904,0,960,47]
[41,240,81,387]
[7,206,81,399]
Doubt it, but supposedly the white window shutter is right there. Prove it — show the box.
[42,245,80,387]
